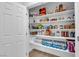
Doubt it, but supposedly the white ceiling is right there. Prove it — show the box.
[18,2,38,7]
[17,2,47,9]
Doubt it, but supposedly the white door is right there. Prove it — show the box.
[0,2,29,57]
[75,2,79,57]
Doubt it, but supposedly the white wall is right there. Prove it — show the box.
[75,2,79,57]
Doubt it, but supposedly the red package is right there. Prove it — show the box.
[61,31,65,37]
[61,31,69,37]
[65,31,69,37]
[39,7,46,15]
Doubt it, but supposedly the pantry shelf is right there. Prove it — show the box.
[30,29,75,31]
[33,9,74,19]
[30,41,75,57]
[35,35,75,40]
[30,19,74,24]
[29,3,75,57]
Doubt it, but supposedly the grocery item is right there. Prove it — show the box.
[41,30,45,35]
[30,32,37,35]
[51,40,67,50]
[64,24,69,29]
[42,39,67,50]
[48,25,58,29]
[70,23,75,29]
[29,14,33,17]
[61,31,65,37]
[34,13,39,16]
[61,31,69,37]
[59,4,66,12]
[55,4,66,13]
[40,19,43,22]
[39,7,46,16]
[37,24,44,29]
[48,25,53,29]
[60,25,64,29]
[67,39,75,53]
[42,39,52,47]
[38,31,42,35]
[65,31,69,37]
[54,25,58,29]
[67,16,72,20]
[32,25,38,29]
[64,23,75,29]
[70,32,75,37]
[44,18,49,23]
[50,18,57,21]
[39,18,49,23]
[44,28,52,36]
[55,6,59,12]
[51,32,55,36]
[44,25,49,29]
[55,31,60,36]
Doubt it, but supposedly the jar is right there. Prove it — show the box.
[70,32,75,37]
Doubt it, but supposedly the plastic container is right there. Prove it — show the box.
[42,39,52,47]
[51,40,67,50]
